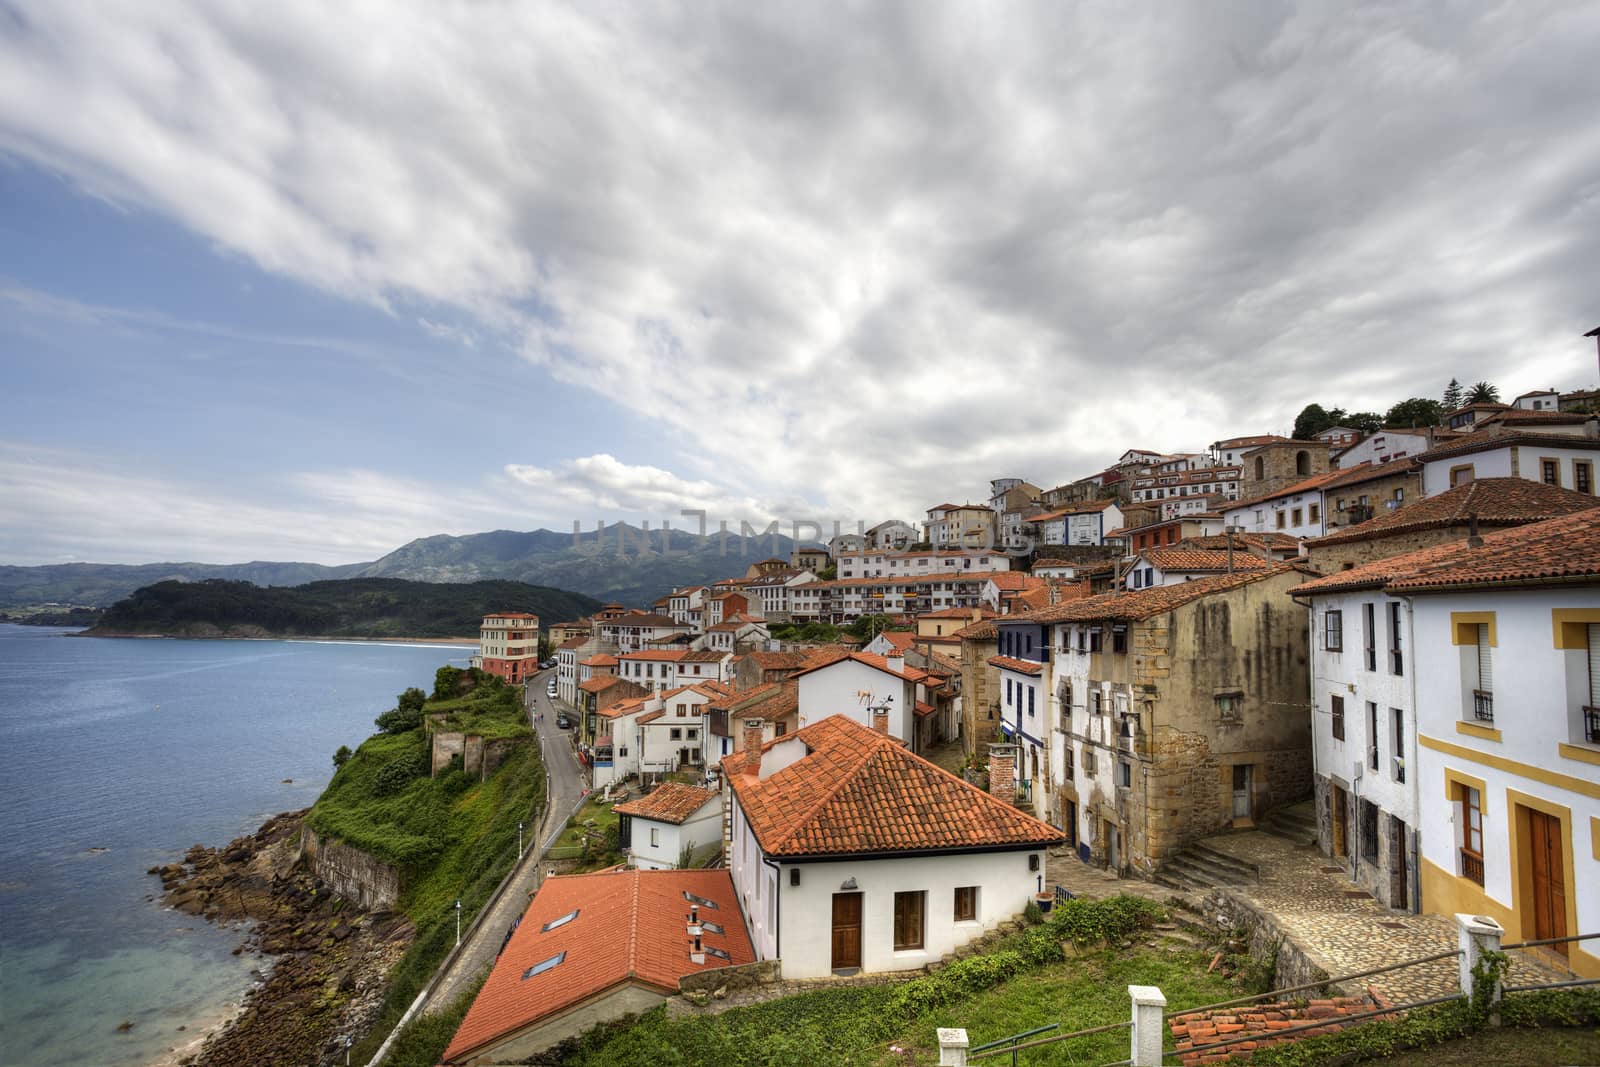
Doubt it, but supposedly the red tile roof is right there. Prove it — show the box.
[789,650,915,682]
[1416,429,1600,463]
[1385,506,1600,593]
[742,650,812,671]
[679,649,731,663]
[613,782,719,824]
[954,619,999,640]
[731,684,798,723]
[985,571,1043,591]
[722,716,1061,858]
[581,654,618,666]
[442,869,754,1063]
[919,605,1000,620]
[1306,477,1599,547]
[1226,467,1350,511]
[1143,548,1271,573]
[619,649,688,662]
[1015,564,1302,623]
[987,655,1043,676]
[556,636,589,652]
[877,631,916,652]
[1319,456,1420,490]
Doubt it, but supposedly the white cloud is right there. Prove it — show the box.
[2,1,1597,526]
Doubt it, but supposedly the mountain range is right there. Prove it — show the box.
[1,524,805,611]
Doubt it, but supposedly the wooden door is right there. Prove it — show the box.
[1232,765,1252,819]
[1527,810,1569,954]
[831,892,863,970]
[1331,785,1348,858]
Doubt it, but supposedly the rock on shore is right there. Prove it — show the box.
[152,811,413,1067]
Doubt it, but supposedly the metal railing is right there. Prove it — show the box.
[970,1023,1057,1065]
[1473,689,1494,723]
[1164,947,1462,1021]
[970,1019,1130,1062]
[1584,706,1600,744]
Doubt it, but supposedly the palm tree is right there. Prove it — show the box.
[1466,381,1501,404]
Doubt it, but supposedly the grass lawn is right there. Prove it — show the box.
[562,932,1248,1067]
[1348,1024,1600,1066]
[554,796,620,849]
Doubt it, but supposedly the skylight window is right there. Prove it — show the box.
[522,951,567,979]
[700,920,725,935]
[682,891,718,909]
[705,946,731,961]
[541,909,579,932]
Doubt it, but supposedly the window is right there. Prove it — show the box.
[1325,610,1344,652]
[649,827,660,847]
[1082,749,1097,774]
[523,951,567,979]
[1276,511,1287,530]
[1458,784,1484,885]
[954,886,978,922]
[1296,450,1311,476]
[687,728,699,739]
[1576,461,1595,495]
[1118,760,1132,788]
[1391,708,1405,782]
[1216,691,1242,721]
[1064,747,1074,781]
[1449,464,1474,487]
[1367,702,1379,771]
[1472,623,1494,723]
[893,891,926,950]
[1309,502,1321,523]
[541,909,579,932]
[1388,602,1404,675]
[1088,627,1103,653]
[1364,603,1377,671]
[1027,687,1035,717]
[1292,507,1303,527]
[1112,624,1128,653]
[670,727,682,740]
[678,703,688,716]
[1090,689,1103,716]
[1331,694,1345,741]
[1541,458,1560,486]
[1005,678,1012,704]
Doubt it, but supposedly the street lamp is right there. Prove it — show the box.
[344,1035,353,1066]
[518,821,524,859]
[454,898,462,948]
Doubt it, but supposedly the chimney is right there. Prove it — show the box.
[742,717,765,755]
[885,655,904,675]
[1467,511,1483,548]
[988,743,1017,802]
[872,705,890,734]
[970,607,981,622]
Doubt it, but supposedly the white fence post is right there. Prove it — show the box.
[1129,984,1167,1067]
[1456,912,1504,1012]
[937,1027,970,1066]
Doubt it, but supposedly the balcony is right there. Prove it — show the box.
[1472,690,1494,724]
[1460,849,1485,886]
[1586,706,1600,745]
[1014,779,1033,806]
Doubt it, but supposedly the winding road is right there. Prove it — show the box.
[415,668,587,1014]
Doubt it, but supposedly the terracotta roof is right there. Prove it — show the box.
[580,654,618,667]
[914,700,936,718]
[721,716,1062,859]
[1011,586,1053,611]
[1305,477,1599,547]
[918,605,1000,620]
[1480,409,1594,427]
[1416,430,1600,463]
[1386,506,1600,592]
[1142,548,1271,573]
[706,681,783,713]
[954,619,998,640]
[597,697,649,719]
[1183,532,1301,552]
[1226,467,1350,511]
[1320,456,1420,490]
[442,869,754,1063]
[556,636,589,652]
[579,676,645,697]
[731,684,798,723]
[742,651,811,671]
[877,631,916,652]
[484,612,540,620]
[618,649,688,662]
[789,651,915,682]
[1013,564,1300,624]
[928,651,963,674]
[1442,402,1511,419]
[613,783,718,824]
[1213,434,1287,449]
[985,572,1043,591]
[987,654,1043,676]
[679,649,730,663]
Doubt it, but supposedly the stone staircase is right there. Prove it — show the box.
[1155,842,1260,892]
[1259,801,1318,847]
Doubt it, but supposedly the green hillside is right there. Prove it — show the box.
[84,577,600,637]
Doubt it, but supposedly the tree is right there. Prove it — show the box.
[1384,397,1443,428]
[1292,403,1331,441]
[1443,378,1464,410]
[1466,381,1501,404]
[433,665,464,700]
[332,745,353,769]
[1346,411,1385,433]
[398,687,427,715]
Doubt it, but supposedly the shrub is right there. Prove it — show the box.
[332,744,352,769]
[373,748,429,796]
[375,704,424,734]
[1049,894,1164,945]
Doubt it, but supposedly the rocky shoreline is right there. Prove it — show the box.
[151,811,414,1067]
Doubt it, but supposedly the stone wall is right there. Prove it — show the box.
[1306,526,1467,573]
[959,632,998,755]
[1241,441,1329,499]
[1202,889,1339,992]
[431,730,465,775]
[298,825,402,912]
[677,958,781,994]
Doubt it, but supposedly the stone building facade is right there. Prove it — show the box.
[1240,440,1330,499]
[957,618,1000,756]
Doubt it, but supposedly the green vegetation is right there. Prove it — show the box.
[382,975,488,1067]
[86,576,599,638]
[1352,1024,1600,1066]
[0,605,103,626]
[768,620,845,643]
[551,796,624,870]
[327,668,546,1064]
[562,897,1229,1067]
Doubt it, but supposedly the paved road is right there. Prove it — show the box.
[418,669,587,1014]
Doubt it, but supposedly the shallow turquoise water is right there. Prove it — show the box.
[0,625,470,1067]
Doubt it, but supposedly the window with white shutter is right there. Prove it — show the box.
[1472,624,1493,723]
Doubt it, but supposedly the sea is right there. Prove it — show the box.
[0,624,473,1067]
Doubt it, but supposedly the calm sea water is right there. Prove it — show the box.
[0,625,472,1067]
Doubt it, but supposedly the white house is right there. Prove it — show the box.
[1223,469,1346,539]
[1028,500,1124,547]
[1512,389,1562,411]
[924,504,996,548]
[1417,431,1600,496]
[1392,507,1600,978]
[791,652,918,747]
[1124,547,1270,590]
[865,519,919,550]
[1335,429,1435,469]
[722,716,1062,978]
[616,783,723,870]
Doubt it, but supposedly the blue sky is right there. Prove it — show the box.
[3,2,1596,566]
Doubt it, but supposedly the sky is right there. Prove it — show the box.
[2,1,1597,567]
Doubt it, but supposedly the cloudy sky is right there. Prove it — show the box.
[3,2,1596,566]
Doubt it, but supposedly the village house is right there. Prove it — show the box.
[1415,429,1600,495]
[1120,516,1226,555]
[1124,547,1270,590]
[554,634,600,707]
[722,716,1062,979]
[439,869,754,1065]
[865,519,920,549]
[1334,428,1439,469]
[1026,498,1125,547]
[704,682,800,758]
[575,676,649,746]
[665,585,707,627]
[1318,457,1422,534]
[790,546,830,573]
[742,568,818,622]
[615,648,732,692]
[1018,566,1314,877]
[547,618,592,646]
[1222,467,1347,540]
[615,782,723,870]
[704,590,752,628]
[835,547,1011,580]
[957,617,1000,754]
[791,651,920,749]
[989,614,1053,822]
[913,605,999,656]
[1303,478,1600,573]
[981,571,1047,614]
[700,615,767,654]
[599,610,694,652]
[1128,465,1242,505]
[1234,438,1331,498]
[924,502,997,548]
[473,612,541,685]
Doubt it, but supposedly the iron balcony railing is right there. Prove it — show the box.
[1473,689,1495,723]
[1585,705,1600,744]
[1460,849,1485,886]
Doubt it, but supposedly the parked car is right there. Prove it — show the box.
[556,715,571,729]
